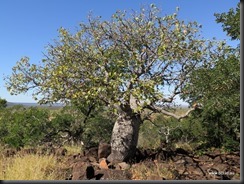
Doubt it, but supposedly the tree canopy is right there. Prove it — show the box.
[5,5,221,119]
[214,2,240,40]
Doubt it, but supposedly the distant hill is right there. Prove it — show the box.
[6,102,64,108]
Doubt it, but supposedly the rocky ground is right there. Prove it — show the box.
[2,143,240,180]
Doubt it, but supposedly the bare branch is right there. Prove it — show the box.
[146,105,197,121]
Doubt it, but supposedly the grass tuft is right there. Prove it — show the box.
[130,160,174,180]
[63,144,82,155]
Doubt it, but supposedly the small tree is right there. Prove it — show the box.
[5,5,220,161]
[181,2,240,151]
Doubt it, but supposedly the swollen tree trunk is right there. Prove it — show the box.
[107,107,142,163]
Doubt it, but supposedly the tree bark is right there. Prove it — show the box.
[107,108,142,163]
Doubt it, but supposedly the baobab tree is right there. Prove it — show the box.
[5,5,220,162]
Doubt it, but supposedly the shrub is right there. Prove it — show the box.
[50,104,115,148]
[0,98,7,109]
[0,106,51,148]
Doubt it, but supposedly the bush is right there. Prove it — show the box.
[138,111,206,150]
[0,106,51,148]
[81,106,115,147]
[50,104,115,148]
[0,98,7,109]
[0,102,115,149]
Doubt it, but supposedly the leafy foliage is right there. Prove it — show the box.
[50,104,115,147]
[214,2,240,40]
[139,111,204,149]
[0,106,50,148]
[0,98,7,109]
[181,2,240,151]
[183,52,240,150]
[0,103,114,148]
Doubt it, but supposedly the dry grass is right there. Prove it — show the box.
[0,153,65,180]
[63,144,82,155]
[0,145,82,180]
[130,160,174,180]
[174,142,194,152]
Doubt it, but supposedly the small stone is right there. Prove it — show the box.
[99,158,109,169]
[118,162,130,170]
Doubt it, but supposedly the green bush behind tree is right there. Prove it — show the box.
[181,2,240,151]
[0,106,50,148]
[0,103,115,149]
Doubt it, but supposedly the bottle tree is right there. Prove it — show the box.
[5,5,222,162]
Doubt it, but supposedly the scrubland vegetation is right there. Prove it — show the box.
[0,102,239,180]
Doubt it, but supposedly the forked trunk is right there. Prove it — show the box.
[107,109,142,163]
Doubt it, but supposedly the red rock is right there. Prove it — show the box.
[99,158,109,169]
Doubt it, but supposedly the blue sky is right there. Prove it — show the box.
[0,0,239,103]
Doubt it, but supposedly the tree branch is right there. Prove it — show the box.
[146,105,196,121]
